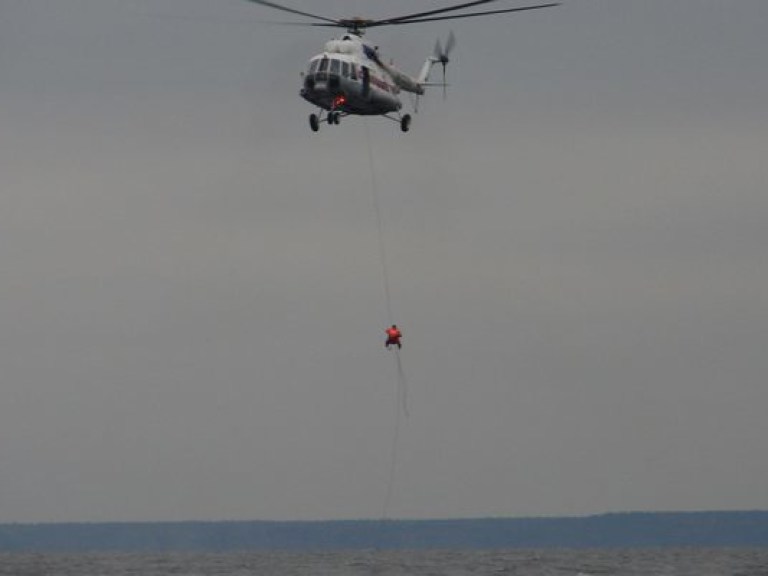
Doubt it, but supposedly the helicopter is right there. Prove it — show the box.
[246,0,560,132]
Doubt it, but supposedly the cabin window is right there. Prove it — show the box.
[350,64,358,81]
[341,61,350,78]
[329,59,341,75]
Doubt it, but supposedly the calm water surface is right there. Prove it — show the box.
[1,549,766,576]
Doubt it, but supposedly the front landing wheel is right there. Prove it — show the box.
[309,113,319,132]
[400,114,411,133]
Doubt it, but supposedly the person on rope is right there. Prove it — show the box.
[385,324,402,349]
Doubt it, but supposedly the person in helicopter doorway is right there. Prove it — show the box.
[385,324,402,349]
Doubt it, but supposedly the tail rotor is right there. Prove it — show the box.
[433,30,456,99]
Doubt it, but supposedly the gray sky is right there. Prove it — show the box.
[1,0,767,523]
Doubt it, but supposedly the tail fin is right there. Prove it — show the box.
[417,56,437,85]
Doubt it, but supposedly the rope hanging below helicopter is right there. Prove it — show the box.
[364,121,410,518]
[364,122,409,418]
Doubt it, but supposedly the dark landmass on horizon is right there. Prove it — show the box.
[2,511,767,552]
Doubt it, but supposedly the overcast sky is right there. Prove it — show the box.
[1,0,767,523]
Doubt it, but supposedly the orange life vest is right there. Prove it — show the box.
[386,327,401,339]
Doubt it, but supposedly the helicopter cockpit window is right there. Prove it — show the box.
[308,60,319,75]
[315,57,329,81]
[342,61,350,78]
[350,63,358,81]
[329,59,341,75]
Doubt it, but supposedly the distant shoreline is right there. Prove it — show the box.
[2,511,767,552]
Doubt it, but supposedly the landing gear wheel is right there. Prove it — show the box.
[329,111,340,125]
[309,113,319,132]
[400,114,411,133]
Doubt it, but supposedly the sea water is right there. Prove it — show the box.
[1,548,767,576]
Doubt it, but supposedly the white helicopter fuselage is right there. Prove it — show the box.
[247,0,558,131]
[301,34,430,116]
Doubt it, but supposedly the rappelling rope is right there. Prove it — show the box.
[381,354,403,519]
[363,122,409,421]
[363,121,410,519]
[395,350,409,419]
[364,121,394,327]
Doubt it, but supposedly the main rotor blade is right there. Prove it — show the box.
[370,3,560,27]
[373,0,504,26]
[243,0,340,26]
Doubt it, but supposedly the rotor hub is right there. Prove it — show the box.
[337,17,374,35]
